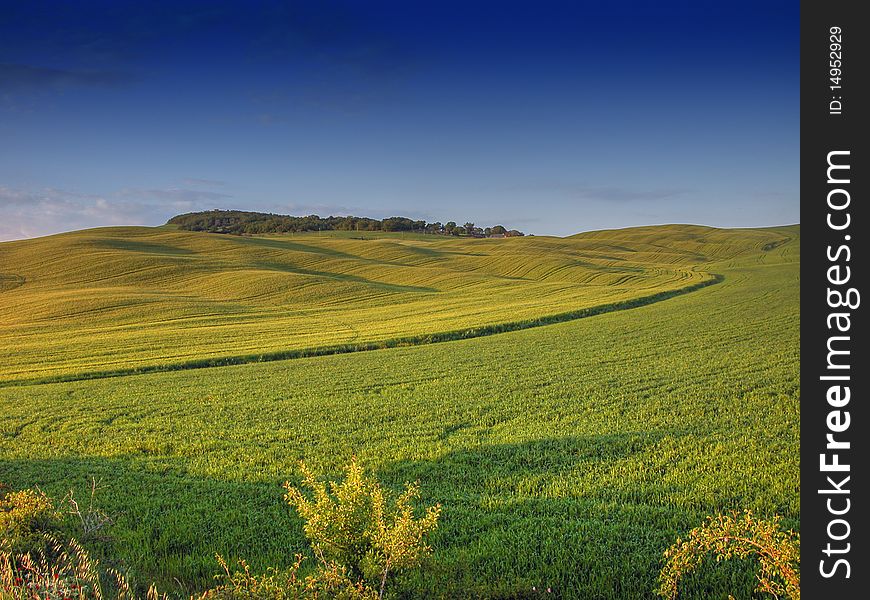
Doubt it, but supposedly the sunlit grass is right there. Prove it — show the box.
[0,224,799,598]
[0,225,778,383]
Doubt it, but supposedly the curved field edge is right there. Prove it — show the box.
[0,273,722,387]
[0,224,790,383]
[0,227,799,598]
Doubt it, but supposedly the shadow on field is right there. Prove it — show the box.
[374,434,768,599]
[382,432,668,489]
[0,433,766,599]
[253,261,438,293]
[0,455,305,596]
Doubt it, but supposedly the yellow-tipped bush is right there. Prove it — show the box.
[658,510,800,600]
[0,485,62,556]
[283,458,440,599]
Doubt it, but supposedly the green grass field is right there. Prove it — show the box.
[1,225,738,384]
[0,224,799,598]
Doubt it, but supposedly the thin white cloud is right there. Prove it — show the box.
[568,185,690,203]
[270,202,436,222]
[180,178,227,187]
[505,181,692,203]
[0,187,123,241]
[0,63,132,91]
[0,185,234,242]
[118,187,233,204]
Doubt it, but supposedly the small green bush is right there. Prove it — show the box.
[283,458,440,599]
[658,510,800,600]
[0,485,63,556]
[3,465,441,600]
[1,483,164,600]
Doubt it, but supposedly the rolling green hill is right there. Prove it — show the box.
[0,224,799,598]
[0,224,774,384]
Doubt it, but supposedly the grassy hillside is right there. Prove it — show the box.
[0,224,799,598]
[0,225,763,384]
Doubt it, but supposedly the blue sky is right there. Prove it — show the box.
[0,1,798,240]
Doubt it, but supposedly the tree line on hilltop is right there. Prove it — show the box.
[167,210,525,237]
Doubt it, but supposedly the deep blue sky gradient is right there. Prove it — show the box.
[0,0,799,239]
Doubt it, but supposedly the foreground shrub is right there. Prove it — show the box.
[4,462,441,600]
[0,485,63,556]
[283,458,440,599]
[1,534,166,600]
[657,510,800,600]
[201,555,373,600]
[1,484,163,600]
[1,534,105,600]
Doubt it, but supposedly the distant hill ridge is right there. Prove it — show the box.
[168,209,525,237]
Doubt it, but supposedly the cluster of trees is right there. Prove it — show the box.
[167,210,524,237]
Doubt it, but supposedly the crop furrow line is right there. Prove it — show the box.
[0,274,723,388]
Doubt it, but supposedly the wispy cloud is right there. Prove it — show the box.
[508,182,692,203]
[119,187,233,204]
[269,201,437,222]
[0,184,449,243]
[0,185,234,242]
[2,3,414,115]
[180,178,227,187]
[0,187,126,241]
[568,185,690,203]
[0,63,132,91]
